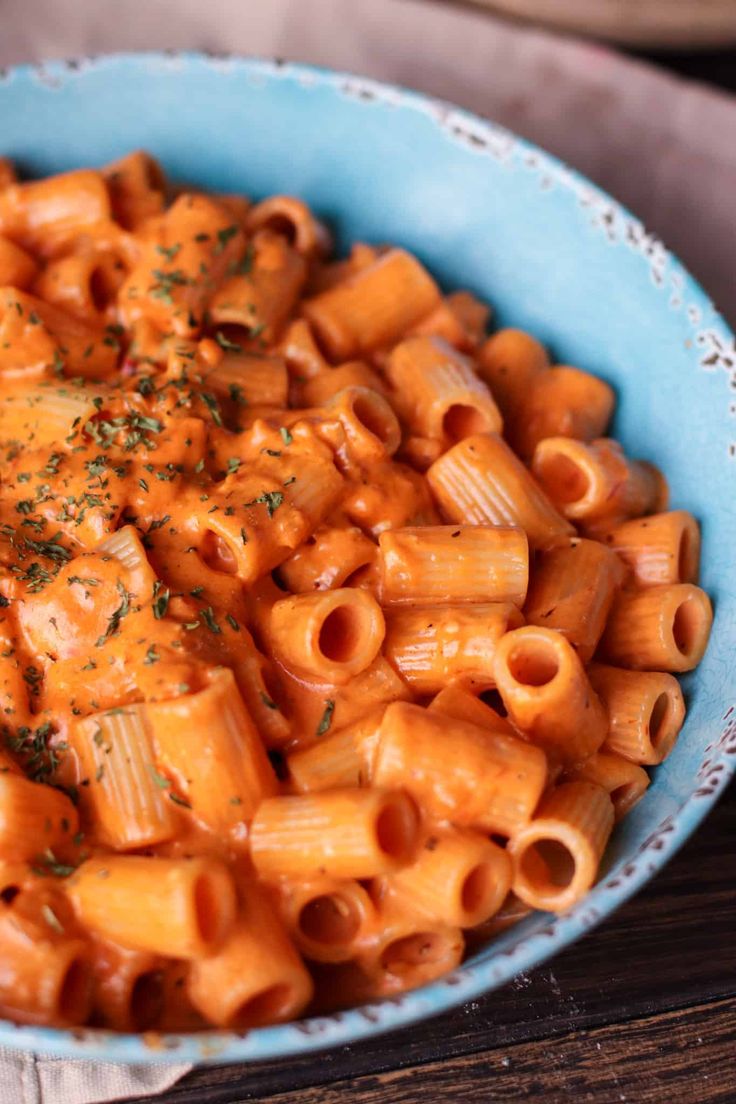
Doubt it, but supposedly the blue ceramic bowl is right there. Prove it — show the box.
[1,53,734,1064]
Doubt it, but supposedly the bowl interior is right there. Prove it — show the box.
[0,53,734,1063]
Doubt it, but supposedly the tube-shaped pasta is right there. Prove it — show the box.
[445,290,491,347]
[399,434,444,472]
[383,602,523,695]
[357,898,464,996]
[251,788,420,879]
[297,361,386,406]
[276,655,411,748]
[378,524,528,607]
[588,663,685,765]
[190,455,343,587]
[270,388,401,472]
[0,906,91,1027]
[277,876,376,962]
[602,510,701,587]
[245,194,331,257]
[287,707,386,792]
[322,386,402,467]
[523,537,623,662]
[277,317,330,379]
[308,242,378,295]
[428,681,516,734]
[187,884,314,1028]
[227,631,292,750]
[0,774,78,862]
[508,781,614,912]
[120,193,246,338]
[202,352,289,410]
[409,291,489,352]
[0,236,38,288]
[278,525,376,593]
[601,583,713,672]
[511,365,615,459]
[89,939,164,1032]
[0,160,16,189]
[157,962,208,1033]
[475,328,550,417]
[0,382,105,449]
[386,336,502,444]
[102,150,166,229]
[0,169,111,256]
[67,856,237,958]
[427,433,574,549]
[374,702,547,836]
[565,751,650,820]
[342,458,439,536]
[147,669,277,833]
[0,288,118,380]
[532,437,667,523]
[97,524,158,592]
[269,588,385,684]
[217,194,252,226]
[303,248,441,361]
[380,829,512,928]
[71,706,177,850]
[208,229,307,344]
[493,626,608,765]
[468,891,532,944]
[34,247,129,323]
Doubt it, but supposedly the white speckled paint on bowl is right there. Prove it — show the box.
[0,53,733,1064]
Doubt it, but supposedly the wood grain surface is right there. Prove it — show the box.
[123,783,734,1104]
[459,0,736,49]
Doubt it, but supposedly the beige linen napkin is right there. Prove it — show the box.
[0,1046,188,1102]
[0,3,734,1101]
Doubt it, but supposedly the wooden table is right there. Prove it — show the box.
[124,782,734,1103]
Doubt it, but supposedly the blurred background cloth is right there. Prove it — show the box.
[0,2,733,1101]
[2,0,736,322]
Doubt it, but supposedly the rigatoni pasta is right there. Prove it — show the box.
[0,153,711,1032]
[507,781,614,912]
[493,626,608,766]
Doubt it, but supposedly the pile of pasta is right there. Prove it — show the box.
[0,152,712,1033]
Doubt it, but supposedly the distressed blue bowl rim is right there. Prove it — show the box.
[0,51,734,1065]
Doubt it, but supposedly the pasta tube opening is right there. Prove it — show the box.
[199,529,239,574]
[59,956,93,1024]
[298,893,362,947]
[532,442,592,510]
[270,588,385,683]
[374,793,420,864]
[517,838,577,895]
[442,402,492,442]
[672,591,710,664]
[320,604,366,662]
[342,387,400,456]
[678,521,699,584]
[233,984,295,1029]
[194,870,232,946]
[645,698,673,761]
[461,862,503,919]
[379,931,458,979]
[505,637,560,687]
[129,970,165,1032]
